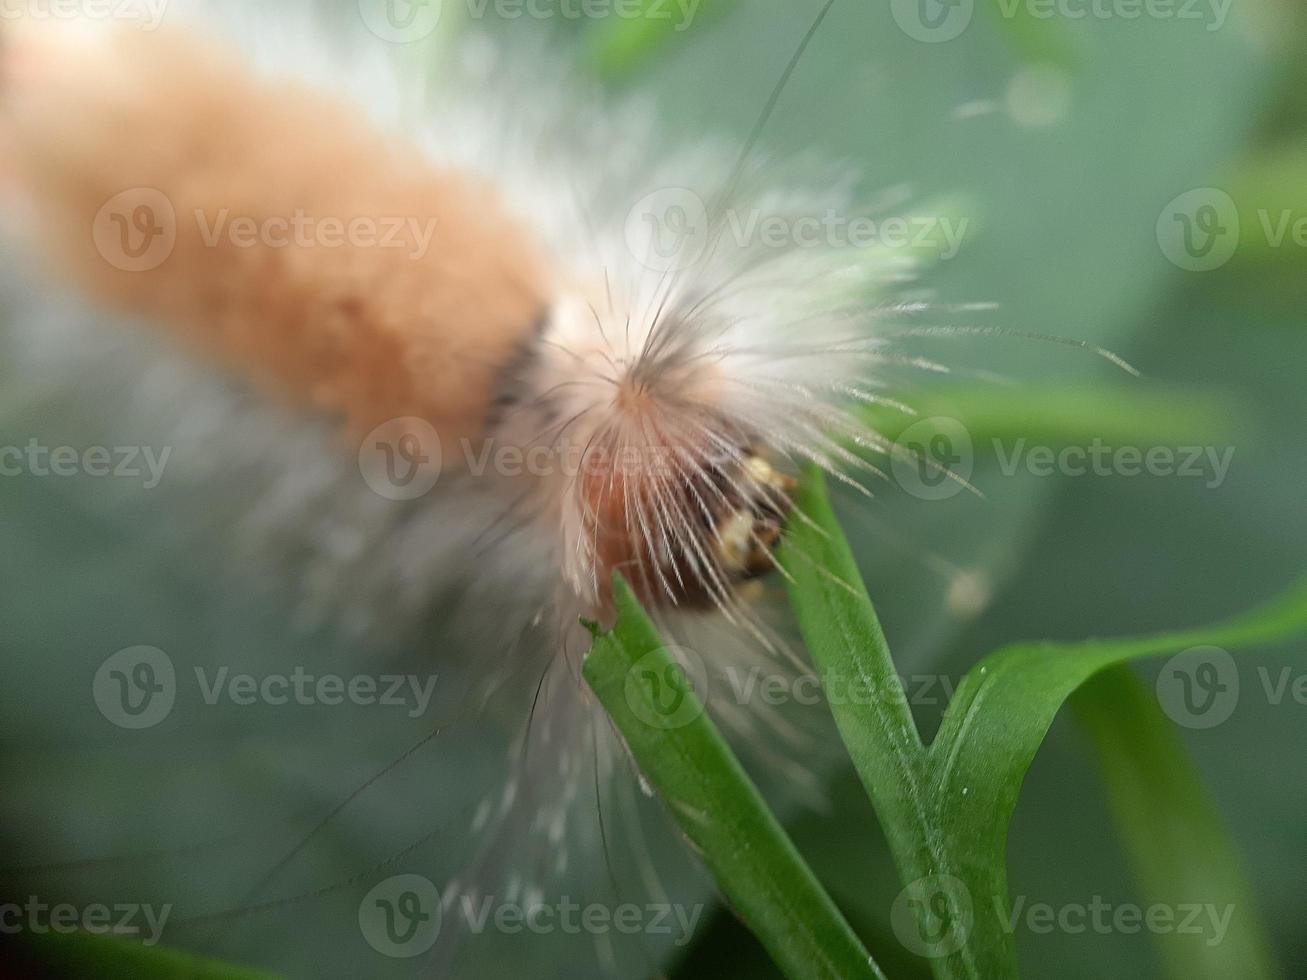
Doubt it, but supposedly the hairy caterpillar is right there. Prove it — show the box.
[0,2,1079,976]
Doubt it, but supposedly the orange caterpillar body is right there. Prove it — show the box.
[3,23,547,451]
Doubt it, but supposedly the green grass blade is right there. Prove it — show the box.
[583,575,885,980]
[1073,667,1280,980]
[933,576,1307,776]
[779,469,1307,979]
[780,471,1002,979]
[776,471,930,830]
[928,578,1307,976]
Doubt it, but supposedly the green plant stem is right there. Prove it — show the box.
[583,579,885,980]
[781,473,996,979]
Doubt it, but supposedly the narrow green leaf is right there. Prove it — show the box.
[781,470,1010,980]
[929,577,1307,977]
[1073,667,1280,980]
[582,575,884,980]
[780,469,1307,980]
[777,470,929,831]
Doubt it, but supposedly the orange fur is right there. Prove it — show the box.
[1,24,549,453]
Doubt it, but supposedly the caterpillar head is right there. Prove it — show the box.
[492,266,873,615]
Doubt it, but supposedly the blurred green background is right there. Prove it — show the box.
[2,0,1305,977]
